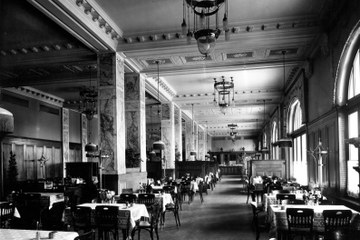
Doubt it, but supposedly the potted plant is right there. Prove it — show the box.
[7,151,18,194]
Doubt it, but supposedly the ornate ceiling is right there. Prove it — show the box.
[0,0,342,138]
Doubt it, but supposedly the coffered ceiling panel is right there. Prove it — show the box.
[1,0,342,138]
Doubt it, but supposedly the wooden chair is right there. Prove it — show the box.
[117,193,137,204]
[286,208,314,240]
[74,230,95,240]
[131,203,161,240]
[137,194,156,213]
[276,193,296,204]
[323,209,352,240]
[121,188,133,194]
[250,202,266,240]
[161,194,181,227]
[18,193,43,229]
[95,205,119,240]
[0,202,14,228]
[162,185,175,194]
[41,201,66,230]
[73,206,93,233]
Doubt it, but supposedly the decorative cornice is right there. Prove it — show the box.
[0,42,79,57]
[120,17,319,46]
[28,0,123,52]
[5,86,64,107]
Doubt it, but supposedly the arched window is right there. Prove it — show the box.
[271,121,279,159]
[345,49,360,198]
[335,20,360,199]
[288,99,307,185]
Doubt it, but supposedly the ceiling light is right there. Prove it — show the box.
[153,60,165,150]
[275,51,292,148]
[182,0,229,56]
[213,76,234,114]
[80,65,97,120]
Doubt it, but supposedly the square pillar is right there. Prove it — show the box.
[161,102,175,177]
[125,73,147,172]
[174,106,182,161]
[62,108,69,177]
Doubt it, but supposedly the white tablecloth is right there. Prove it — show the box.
[77,203,149,229]
[268,204,360,238]
[0,229,78,240]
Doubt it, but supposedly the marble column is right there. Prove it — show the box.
[81,114,87,162]
[98,53,126,191]
[194,122,199,160]
[185,120,192,160]
[198,127,205,160]
[62,108,69,177]
[174,106,182,161]
[161,102,175,177]
[125,73,146,172]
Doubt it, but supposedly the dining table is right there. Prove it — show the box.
[263,192,304,212]
[65,202,149,230]
[0,229,78,240]
[267,204,360,238]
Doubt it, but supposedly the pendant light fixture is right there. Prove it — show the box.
[275,50,293,148]
[182,0,229,56]
[152,60,165,150]
[190,103,197,159]
[149,105,156,156]
[262,99,269,152]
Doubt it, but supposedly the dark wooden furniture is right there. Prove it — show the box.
[131,203,161,240]
[323,209,352,240]
[286,208,314,240]
[0,202,14,228]
[117,193,137,204]
[73,206,93,233]
[95,205,121,240]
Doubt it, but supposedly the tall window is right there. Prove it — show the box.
[346,49,360,198]
[288,99,307,185]
[271,121,279,159]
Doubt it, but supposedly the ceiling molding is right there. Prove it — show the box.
[27,0,121,52]
[5,86,64,107]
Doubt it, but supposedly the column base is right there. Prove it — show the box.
[102,171,147,194]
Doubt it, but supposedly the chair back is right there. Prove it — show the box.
[137,194,155,206]
[94,205,119,228]
[74,230,95,240]
[163,185,175,194]
[121,188,133,194]
[0,202,14,227]
[73,206,92,230]
[323,209,352,232]
[149,203,162,227]
[118,193,137,203]
[286,208,314,231]
[276,193,296,204]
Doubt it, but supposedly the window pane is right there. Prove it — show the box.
[347,111,359,198]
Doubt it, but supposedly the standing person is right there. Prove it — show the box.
[198,180,204,203]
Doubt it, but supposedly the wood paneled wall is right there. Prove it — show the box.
[2,137,63,182]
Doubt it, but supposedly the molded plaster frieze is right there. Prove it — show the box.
[121,17,319,46]
[6,86,64,107]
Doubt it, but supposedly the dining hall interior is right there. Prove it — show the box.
[1,0,360,240]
